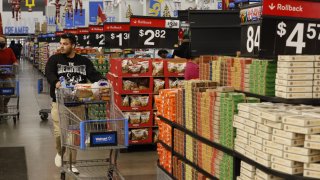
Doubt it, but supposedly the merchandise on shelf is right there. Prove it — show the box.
[233,102,320,177]
[108,58,186,145]
[158,143,172,173]
[276,55,320,99]
[237,161,283,180]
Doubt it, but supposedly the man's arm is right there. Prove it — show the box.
[45,56,60,87]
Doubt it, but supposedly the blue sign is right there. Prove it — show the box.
[149,0,163,17]
[90,132,117,146]
[47,16,56,26]
[65,13,74,28]
[89,1,104,23]
[74,9,86,26]
[4,26,29,34]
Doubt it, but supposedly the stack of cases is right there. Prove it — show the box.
[249,60,277,96]
[38,42,49,74]
[237,161,283,180]
[276,55,320,99]
[234,103,320,177]
[199,56,212,80]
[232,58,252,92]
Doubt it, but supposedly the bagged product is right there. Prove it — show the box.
[140,111,150,123]
[152,61,164,76]
[129,112,141,124]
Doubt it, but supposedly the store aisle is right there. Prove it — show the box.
[0,59,157,180]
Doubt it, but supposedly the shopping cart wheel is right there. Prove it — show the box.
[60,172,65,180]
[40,112,49,121]
[107,168,114,180]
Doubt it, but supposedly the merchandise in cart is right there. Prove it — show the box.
[0,65,19,124]
[56,82,128,179]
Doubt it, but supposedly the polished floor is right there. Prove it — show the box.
[0,59,157,180]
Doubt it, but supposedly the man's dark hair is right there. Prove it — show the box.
[158,49,168,57]
[60,33,77,45]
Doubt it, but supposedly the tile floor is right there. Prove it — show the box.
[0,59,157,180]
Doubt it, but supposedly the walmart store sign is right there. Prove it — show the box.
[4,26,29,34]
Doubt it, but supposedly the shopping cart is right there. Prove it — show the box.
[0,65,19,124]
[56,83,128,180]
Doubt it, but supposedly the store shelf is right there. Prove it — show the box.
[160,115,320,180]
[158,140,218,180]
[234,151,320,180]
[157,163,176,180]
[236,91,320,105]
[158,115,234,156]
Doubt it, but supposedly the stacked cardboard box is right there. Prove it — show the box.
[249,60,277,96]
[234,103,320,177]
[199,56,213,80]
[231,58,252,92]
[237,161,283,180]
[211,57,232,86]
[276,55,320,99]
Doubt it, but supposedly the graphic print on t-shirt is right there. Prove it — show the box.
[57,62,87,87]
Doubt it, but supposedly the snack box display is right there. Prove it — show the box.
[271,163,303,175]
[304,141,320,150]
[283,115,320,127]
[241,161,256,172]
[276,79,313,87]
[277,67,314,74]
[263,140,284,151]
[276,73,314,81]
[278,61,314,68]
[272,129,304,139]
[263,146,284,157]
[256,169,284,180]
[304,170,320,179]
[276,91,313,99]
[272,135,304,146]
[304,163,320,171]
[284,152,320,163]
[129,128,153,144]
[255,149,271,161]
[278,55,316,62]
[271,155,303,168]
[284,146,320,156]
[240,167,255,178]
[114,92,153,111]
[256,156,271,167]
[275,86,313,93]
[264,120,283,130]
[305,135,320,142]
[284,124,320,135]
[109,58,153,77]
[256,130,272,141]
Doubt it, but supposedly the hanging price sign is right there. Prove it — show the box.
[240,5,262,57]
[89,25,105,47]
[104,22,130,49]
[261,0,320,57]
[129,16,180,48]
[77,28,90,47]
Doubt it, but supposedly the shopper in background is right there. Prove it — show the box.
[16,41,23,59]
[45,33,104,173]
[158,49,172,59]
[0,35,19,116]
[184,57,199,80]
[172,35,191,59]
[9,40,21,60]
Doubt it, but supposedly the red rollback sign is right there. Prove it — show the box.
[263,0,320,20]
[55,31,64,36]
[104,23,130,32]
[77,28,89,34]
[89,25,104,33]
[66,29,78,34]
[130,17,166,28]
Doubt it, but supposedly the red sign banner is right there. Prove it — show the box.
[77,28,89,34]
[104,23,130,32]
[55,31,64,36]
[130,17,166,28]
[89,25,104,33]
[263,0,320,19]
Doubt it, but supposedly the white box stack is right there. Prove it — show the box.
[276,55,320,99]
[234,103,320,177]
[237,161,283,180]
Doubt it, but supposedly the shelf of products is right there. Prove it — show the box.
[108,58,186,145]
[156,79,320,180]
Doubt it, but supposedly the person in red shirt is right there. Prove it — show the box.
[0,35,19,116]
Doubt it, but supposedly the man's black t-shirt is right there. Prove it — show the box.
[45,53,103,102]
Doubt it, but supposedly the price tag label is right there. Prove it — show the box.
[104,23,130,48]
[89,25,105,47]
[258,0,320,57]
[77,28,90,47]
[129,16,180,48]
[241,23,261,56]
